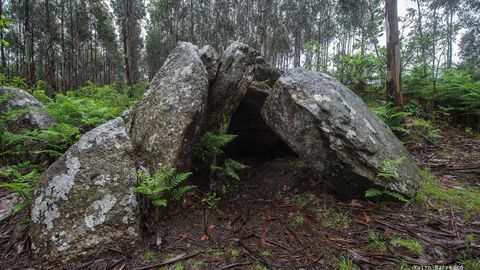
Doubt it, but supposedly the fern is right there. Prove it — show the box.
[372,103,411,134]
[193,120,237,162]
[377,157,406,181]
[365,188,383,198]
[0,163,38,212]
[365,188,408,202]
[212,159,248,181]
[135,164,195,207]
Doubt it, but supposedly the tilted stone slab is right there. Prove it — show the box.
[127,42,209,172]
[202,41,259,132]
[261,68,421,197]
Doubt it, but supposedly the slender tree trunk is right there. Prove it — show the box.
[190,0,195,43]
[258,0,268,56]
[25,0,36,86]
[60,0,66,92]
[386,0,403,108]
[446,9,453,68]
[415,0,427,75]
[45,0,56,93]
[0,0,5,71]
[293,0,303,68]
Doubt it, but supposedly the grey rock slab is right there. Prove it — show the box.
[127,42,209,172]
[202,41,259,133]
[261,68,421,197]
[30,117,139,263]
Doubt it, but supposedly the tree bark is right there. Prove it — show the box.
[45,0,56,93]
[386,0,403,108]
[0,0,5,71]
[25,0,36,86]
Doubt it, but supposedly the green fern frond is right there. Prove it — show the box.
[136,164,194,207]
[170,172,193,188]
[193,121,237,162]
[365,188,383,198]
[170,185,196,201]
[365,187,408,202]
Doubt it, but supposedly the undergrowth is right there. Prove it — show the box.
[194,121,247,187]
[0,162,38,212]
[1,81,146,212]
[390,235,424,255]
[1,82,145,163]
[415,169,480,214]
[136,164,195,207]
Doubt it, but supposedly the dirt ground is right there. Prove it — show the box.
[1,125,479,270]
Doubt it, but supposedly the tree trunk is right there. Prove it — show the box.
[0,0,5,71]
[25,0,36,86]
[386,0,403,108]
[60,0,66,92]
[45,0,56,93]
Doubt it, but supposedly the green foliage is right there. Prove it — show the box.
[0,74,28,89]
[436,69,480,117]
[136,164,195,207]
[294,196,312,208]
[372,103,411,134]
[378,157,406,181]
[1,123,80,159]
[365,188,408,203]
[390,235,424,255]
[1,82,143,165]
[416,169,480,213]
[43,83,135,128]
[338,256,360,270]
[406,118,440,141]
[295,214,305,224]
[201,192,221,209]
[460,258,480,270]
[142,250,156,263]
[211,158,248,181]
[193,121,236,162]
[333,52,385,95]
[315,207,351,229]
[260,249,272,257]
[194,121,247,185]
[404,101,425,118]
[0,162,38,212]
[367,231,386,252]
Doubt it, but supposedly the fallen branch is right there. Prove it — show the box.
[253,233,293,252]
[132,252,200,270]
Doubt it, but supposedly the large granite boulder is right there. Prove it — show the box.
[202,41,259,132]
[0,86,55,133]
[127,42,209,172]
[30,117,139,263]
[261,68,421,197]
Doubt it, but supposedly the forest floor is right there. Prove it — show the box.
[1,124,480,270]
